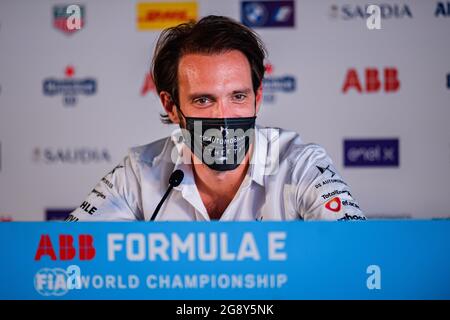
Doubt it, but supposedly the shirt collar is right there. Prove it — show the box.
[169,128,194,192]
[249,125,268,187]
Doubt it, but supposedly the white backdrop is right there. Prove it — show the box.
[0,0,449,220]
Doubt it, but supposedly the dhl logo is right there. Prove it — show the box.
[136,2,198,30]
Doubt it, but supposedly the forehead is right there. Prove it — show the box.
[177,50,252,85]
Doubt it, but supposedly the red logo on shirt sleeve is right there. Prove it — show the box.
[325,197,342,212]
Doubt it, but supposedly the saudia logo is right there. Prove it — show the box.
[330,3,412,19]
[435,2,450,17]
[42,65,97,106]
[33,147,111,164]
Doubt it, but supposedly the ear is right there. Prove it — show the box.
[160,91,180,124]
[255,84,263,114]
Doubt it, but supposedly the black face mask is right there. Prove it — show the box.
[177,108,256,171]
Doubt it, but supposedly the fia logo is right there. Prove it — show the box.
[34,265,81,296]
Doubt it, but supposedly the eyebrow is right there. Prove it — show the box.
[188,88,253,101]
[188,93,216,101]
[231,88,252,95]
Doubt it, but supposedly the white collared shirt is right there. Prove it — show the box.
[69,126,365,221]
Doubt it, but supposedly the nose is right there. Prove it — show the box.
[211,99,227,118]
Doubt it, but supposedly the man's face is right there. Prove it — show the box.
[164,50,261,122]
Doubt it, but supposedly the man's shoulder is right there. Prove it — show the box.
[127,136,174,167]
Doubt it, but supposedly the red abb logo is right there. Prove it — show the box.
[342,68,400,93]
[34,234,96,261]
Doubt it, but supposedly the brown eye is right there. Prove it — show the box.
[194,97,211,106]
[233,94,246,101]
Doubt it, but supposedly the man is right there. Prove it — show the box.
[67,15,365,222]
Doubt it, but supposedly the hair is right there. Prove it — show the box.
[151,15,267,124]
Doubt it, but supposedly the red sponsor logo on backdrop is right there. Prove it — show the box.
[342,68,400,93]
[0,215,13,222]
[141,72,156,96]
